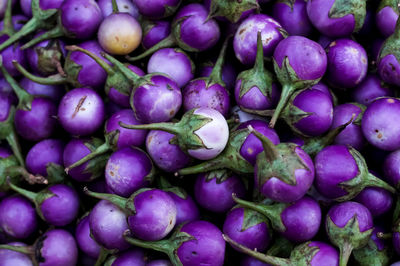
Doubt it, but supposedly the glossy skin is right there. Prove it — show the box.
[315,145,359,199]
[307,0,357,37]
[128,189,177,241]
[292,88,333,136]
[20,0,32,17]
[142,20,171,50]
[0,36,27,78]
[147,260,172,266]
[376,6,398,37]
[98,13,142,55]
[194,173,246,213]
[241,256,269,266]
[237,120,280,166]
[0,196,37,239]
[223,207,270,252]
[58,87,105,136]
[234,14,284,65]
[182,79,230,117]
[167,191,199,226]
[40,184,79,226]
[308,241,339,266]
[60,0,103,39]
[135,0,180,19]
[39,229,78,266]
[311,82,334,103]
[132,75,182,123]
[362,97,400,151]
[355,187,393,217]
[199,61,236,91]
[177,221,225,266]
[105,109,148,149]
[326,39,368,88]
[0,92,12,122]
[258,147,315,203]
[89,200,130,250]
[378,54,400,86]
[75,216,101,258]
[331,103,365,150]
[20,78,64,102]
[105,147,152,197]
[173,4,220,51]
[234,79,280,111]
[274,36,327,81]
[147,48,194,88]
[112,249,146,266]
[98,0,139,18]
[0,242,33,266]
[40,0,64,10]
[26,139,64,177]
[326,201,373,232]
[384,149,400,188]
[146,130,190,172]
[272,0,313,36]
[14,97,57,141]
[352,75,392,106]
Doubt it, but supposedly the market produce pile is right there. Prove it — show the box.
[2,0,400,265]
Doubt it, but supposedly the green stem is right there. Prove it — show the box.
[269,84,294,128]
[95,247,111,266]
[0,244,34,254]
[119,121,180,135]
[125,33,176,62]
[208,37,230,86]
[20,24,64,50]
[254,31,265,73]
[5,131,25,167]
[177,156,226,176]
[376,232,392,240]
[65,142,110,173]
[0,17,41,52]
[339,241,353,266]
[111,0,119,13]
[232,194,276,220]
[83,187,127,210]
[247,125,279,162]
[0,0,14,36]
[8,181,38,202]
[101,53,141,83]
[365,173,396,194]
[240,107,275,117]
[12,60,67,85]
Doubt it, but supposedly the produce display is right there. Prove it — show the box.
[2,0,400,265]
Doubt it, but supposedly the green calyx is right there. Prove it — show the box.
[177,128,254,176]
[266,236,295,258]
[33,40,64,75]
[329,0,366,32]
[377,0,400,13]
[352,233,392,266]
[45,163,67,184]
[326,215,373,266]
[0,0,15,37]
[172,16,200,52]
[5,165,48,185]
[163,1,182,18]
[207,37,230,87]
[241,207,270,232]
[207,0,260,23]
[157,176,188,199]
[334,147,395,202]
[379,18,400,65]
[0,155,19,192]
[277,0,296,9]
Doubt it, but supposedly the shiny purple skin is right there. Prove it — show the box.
[147,260,172,266]
[234,14,285,65]
[376,6,398,37]
[75,216,101,258]
[147,48,194,88]
[308,241,339,266]
[326,39,368,88]
[132,75,182,123]
[39,0,64,10]
[182,79,230,117]
[69,40,108,89]
[276,197,321,242]
[146,130,190,172]
[60,0,103,39]
[25,139,64,177]
[128,189,177,241]
[241,256,269,266]
[0,242,33,266]
[0,195,37,239]
[371,226,387,251]
[311,82,334,103]
[20,78,64,102]
[105,147,152,197]
[352,75,393,106]
[355,187,393,217]
[378,54,400,86]
[307,0,357,37]
[0,92,12,122]
[384,149,400,188]
[0,146,12,158]
[14,97,57,141]
[223,207,270,252]
[0,78,16,103]
[142,20,171,50]
[20,0,32,17]
[234,79,280,111]
[112,249,146,266]
[274,36,327,81]
[39,229,78,266]
[58,87,105,136]
[63,138,94,182]
[98,0,139,18]
[293,88,333,136]
[199,61,236,91]
[318,35,335,49]
[194,173,246,213]
[105,109,148,149]
[361,97,400,151]
[167,191,199,226]
[173,4,220,51]
[89,200,130,250]
[0,37,27,77]
[135,0,180,19]
[237,120,280,166]
[259,147,315,203]
[40,184,79,226]
[327,201,373,232]
[177,220,225,266]
[315,145,358,199]
[108,64,144,108]
[272,0,313,36]
[331,103,365,150]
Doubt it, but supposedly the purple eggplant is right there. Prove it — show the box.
[147,260,172,266]
[0,242,33,266]
[376,0,399,37]
[19,78,64,103]
[98,0,140,18]
[355,187,393,217]
[352,74,393,106]
[205,0,259,23]
[325,201,373,266]
[134,0,180,19]
[141,19,171,50]
[315,145,395,201]
[198,58,237,91]
[104,248,146,266]
[75,215,101,259]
